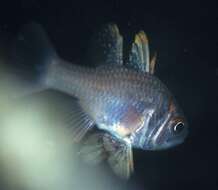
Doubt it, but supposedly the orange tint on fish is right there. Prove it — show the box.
[117,106,144,137]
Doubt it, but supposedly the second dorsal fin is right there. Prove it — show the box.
[127,31,157,74]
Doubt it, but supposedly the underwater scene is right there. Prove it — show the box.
[0,1,217,190]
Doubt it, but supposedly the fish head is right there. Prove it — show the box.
[132,97,188,150]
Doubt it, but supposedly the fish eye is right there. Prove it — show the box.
[173,122,185,134]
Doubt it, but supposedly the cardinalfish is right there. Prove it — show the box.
[9,23,188,179]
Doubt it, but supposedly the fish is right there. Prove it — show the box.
[9,23,188,179]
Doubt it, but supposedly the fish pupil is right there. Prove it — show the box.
[173,122,184,134]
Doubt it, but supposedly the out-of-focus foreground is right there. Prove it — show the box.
[0,75,141,190]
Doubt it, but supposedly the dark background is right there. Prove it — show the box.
[0,0,217,190]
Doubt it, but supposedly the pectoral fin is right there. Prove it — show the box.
[78,132,106,164]
[103,134,134,179]
[79,131,134,179]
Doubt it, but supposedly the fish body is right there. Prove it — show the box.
[11,23,188,179]
[45,62,185,150]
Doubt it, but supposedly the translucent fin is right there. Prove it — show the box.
[103,134,134,179]
[78,132,106,164]
[64,100,95,142]
[150,52,157,74]
[9,22,59,96]
[78,131,134,179]
[90,23,123,66]
[128,31,156,74]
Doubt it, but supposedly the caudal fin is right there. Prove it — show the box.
[8,22,59,97]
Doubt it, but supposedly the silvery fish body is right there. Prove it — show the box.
[46,63,186,150]
[12,23,188,179]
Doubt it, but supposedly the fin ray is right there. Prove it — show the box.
[78,131,134,179]
[103,134,134,179]
[79,132,106,164]
[63,99,95,142]
[127,31,156,74]
[150,52,157,74]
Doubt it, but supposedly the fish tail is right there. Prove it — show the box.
[8,22,59,96]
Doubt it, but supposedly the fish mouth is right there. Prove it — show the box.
[150,128,188,150]
[160,138,185,149]
[144,137,184,150]
[143,123,188,150]
[134,111,188,151]
[147,112,188,150]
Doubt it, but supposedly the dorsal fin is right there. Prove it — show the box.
[127,31,157,74]
[90,23,123,66]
